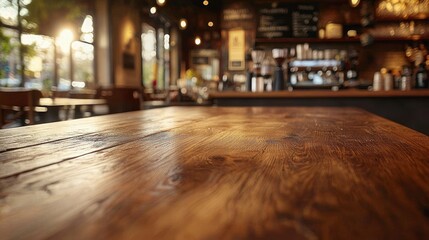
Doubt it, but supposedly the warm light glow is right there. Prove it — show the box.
[179,19,187,29]
[72,41,94,61]
[150,7,157,14]
[80,15,94,43]
[164,34,170,50]
[27,56,43,72]
[81,15,93,33]
[72,81,86,88]
[350,0,360,7]
[195,36,201,45]
[377,0,428,17]
[58,29,74,42]
[141,30,156,61]
[347,30,357,37]
[208,21,214,27]
[203,0,209,6]
[21,34,52,49]
[57,29,74,53]
[156,0,166,6]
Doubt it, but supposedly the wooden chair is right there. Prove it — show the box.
[69,89,97,99]
[50,90,70,98]
[99,87,142,114]
[69,89,98,118]
[0,89,42,128]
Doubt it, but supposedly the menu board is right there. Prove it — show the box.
[291,4,319,38]
[257,3,291,38]
[256,3,319,38]
[222,2,255,30]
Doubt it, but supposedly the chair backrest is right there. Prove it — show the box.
[0,89,43,126]
[69,89,97,99]
[51,90,70,98]
[99,87,142,114]
[0,89,42,107]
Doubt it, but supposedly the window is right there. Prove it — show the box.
[0,2,95,90]
[0,27,21,87]
[21,34,54,90]
[71,41,94,89]
[157,28,164,89]
[141,23,156,88]
[0,0,18,26]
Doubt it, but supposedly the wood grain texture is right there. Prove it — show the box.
[1,107,429,240]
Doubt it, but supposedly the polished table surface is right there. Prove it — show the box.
[1,107,429,239]
[39,97,107,107]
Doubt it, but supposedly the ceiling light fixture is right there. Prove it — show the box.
[203,0,209,6]
[150,7,157,15]
[208,21,214,27]
[179,19,187,30]
[350,0,360,7]
[156,0,166,6]
[195,36,201,45]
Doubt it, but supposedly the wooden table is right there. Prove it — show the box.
[1,107,429,239]
[39,97,107,107]
[38,98,107,120]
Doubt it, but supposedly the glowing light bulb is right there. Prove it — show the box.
[195,36,201,45]
[150,7,157,14]
[156,0,166,6]
[179,19,187,29]
[350,0,360,7]
[208,21,214,27]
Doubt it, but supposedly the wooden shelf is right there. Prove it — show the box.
[373,36,429,42]
[209,89,429,99]
[255,37,360,44]
[374,17,429,23]
[255,36,429,44]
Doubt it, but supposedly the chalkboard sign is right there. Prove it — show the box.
[257,3,292,39]
[256,3,319,39]
[222,2,255,30]
[291,4,319,38]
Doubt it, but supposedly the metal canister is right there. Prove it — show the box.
[383,72,393,91]
[373,72,383,91]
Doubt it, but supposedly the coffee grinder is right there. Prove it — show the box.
[272,48,287,91]
[251,48,265,92]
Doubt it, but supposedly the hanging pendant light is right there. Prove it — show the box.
[350,0,360,7]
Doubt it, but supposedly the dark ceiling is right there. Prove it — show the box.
[136,0,352,29]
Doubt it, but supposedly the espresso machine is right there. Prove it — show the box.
[272,48,287,91]
[251,48,265,92]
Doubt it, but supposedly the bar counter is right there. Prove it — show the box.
[209,89,429,99]
[1,107,429,239]
[210,89,429,135]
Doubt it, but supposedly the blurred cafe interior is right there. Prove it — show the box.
[1,1,429,239]
[0,0,428,132]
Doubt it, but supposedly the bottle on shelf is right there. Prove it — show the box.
[346,49,359,82]
[245,52,253,92]
[373,72,383,91]
[400,65,412,91]
[414,63,428,88]
[383,70,394,91]
[219,72,234,91]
